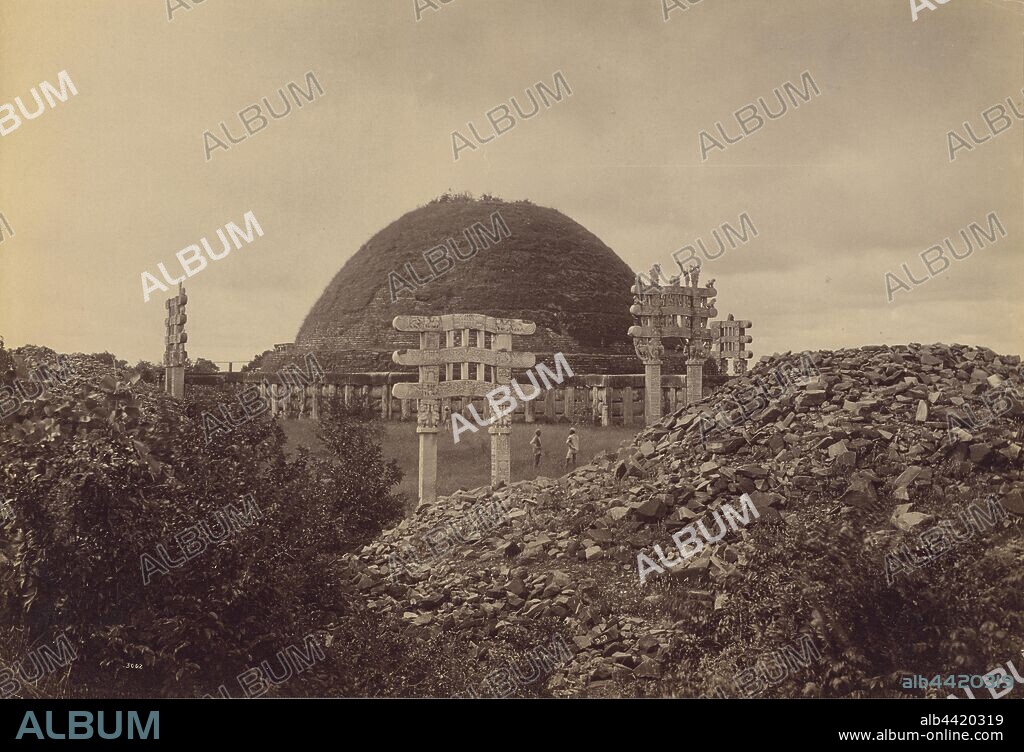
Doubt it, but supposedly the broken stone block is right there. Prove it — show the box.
[827,440,848,459]
[635,498,667,521]
[635,658,662,679]
[891,504,932,531]
[797,390,828,408]
[970,368,990,383]
[1000,489,1024,516]
[708,437,745,454]
[699,460,721,475]
[840,472,879,508]
[836,450,857,468]
[969,443,992,464]
[894,466,922,488]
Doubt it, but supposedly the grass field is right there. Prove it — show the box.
[281,419,638,504]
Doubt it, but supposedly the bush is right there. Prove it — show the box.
[0,344,447,697]
[665,503,1022,698]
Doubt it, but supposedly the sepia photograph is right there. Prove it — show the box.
[0,0,1022,741]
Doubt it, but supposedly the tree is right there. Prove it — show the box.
[129,360,163,384]
[240,350,273,374]
[314,399,406,534]
[187,358,220,375]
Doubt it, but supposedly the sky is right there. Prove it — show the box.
[0,0,1021,366]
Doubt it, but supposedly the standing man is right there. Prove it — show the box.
[564,428,579,470]
[530,429,543,468]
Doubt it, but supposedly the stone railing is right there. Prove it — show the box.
[185,371,730,426]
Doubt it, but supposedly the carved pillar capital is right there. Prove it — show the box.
[633,337,664,365]
[416,399,440,432]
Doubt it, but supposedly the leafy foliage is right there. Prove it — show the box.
[240,350,273,374]
[127,360,162,385]
[0,343,450,697]
[186,358,220,375]
[664,504,1022,698]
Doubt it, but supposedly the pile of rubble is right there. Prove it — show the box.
[341,343,1024,696]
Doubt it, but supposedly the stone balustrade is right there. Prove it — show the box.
[185,371,730,426]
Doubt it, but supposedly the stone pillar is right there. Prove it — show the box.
[165,366,184,399]
[416,399,439,505]
[622,385,634,426]
[642,360,661,425]
[632,337,664,426]
[543,386,554,422]
[564,386,575,422]
[599,385,610,427]
[489,411,512,487]
[490,332,513,487]
[524,397,535,423]
[686,358,704,405]
[311,385,319,420]
[163,285,187,399]
[401,398,411,420]
[280,381,290,417]
[268,379,280,416]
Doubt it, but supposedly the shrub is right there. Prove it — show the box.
[0,344,437,697]
[666,504,1022,698]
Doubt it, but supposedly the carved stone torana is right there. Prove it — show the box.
[163,284,188,398]
[629,261,722,423]
[711,313,754,376]
[392,313,536,504]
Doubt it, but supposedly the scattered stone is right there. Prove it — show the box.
[339,343,1024,699]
